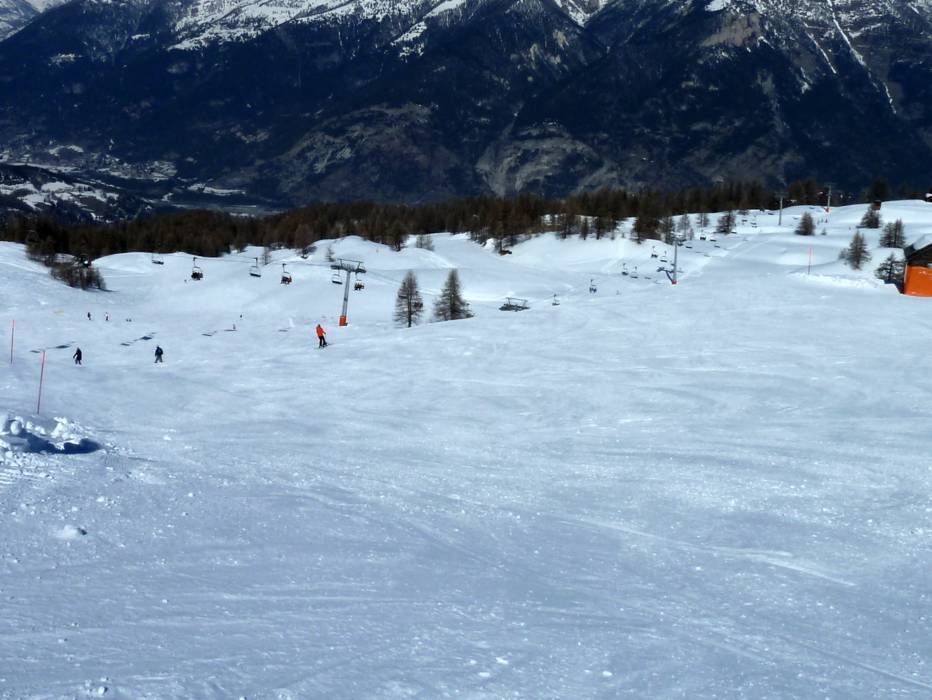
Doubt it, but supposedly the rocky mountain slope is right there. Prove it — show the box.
[0,0,930,206]
[0,0,36,39]
[0,0,70,39]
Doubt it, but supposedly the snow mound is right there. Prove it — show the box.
[0,413,100,455]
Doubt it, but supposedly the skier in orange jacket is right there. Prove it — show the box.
[316,323,327,348]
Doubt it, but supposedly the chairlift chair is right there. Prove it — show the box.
[621,263,628,276]
[151,253,164,265]
[249,258,261,278]
[191,257,203,280]
[353,272,365,291]
[589,278,598,293]
[280,263,292,285]
[552,294,560,306]
[331,272,343,285]
[631,266,638,279]
[499,297,529,311]
[660,254,668,263]
[650,246,658,258]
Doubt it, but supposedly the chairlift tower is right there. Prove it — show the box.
[331,258,366,326]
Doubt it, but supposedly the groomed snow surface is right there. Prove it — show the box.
[2,202,931,698]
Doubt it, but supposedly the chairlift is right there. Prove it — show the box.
[499,297,529,311]
[331,272,343,285]
[621,263,629,276]
[660,254,668,263]
[280,263,292,285]
[552,294,560,306]
[249,257,261,278]
[191,257,203,281]
[589,278,598,293]
[630,266,638,279]
[151,253,165,265]
[650,246,658,259]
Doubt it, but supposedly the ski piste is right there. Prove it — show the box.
[2,202,931,697]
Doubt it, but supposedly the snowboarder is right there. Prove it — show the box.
[154,345,164,363]
[72,347,82,365]
[316,323,327,348]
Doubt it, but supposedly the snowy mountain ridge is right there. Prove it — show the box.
[169,0,610,48]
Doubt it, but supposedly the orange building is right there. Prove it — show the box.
[904,237,932,296]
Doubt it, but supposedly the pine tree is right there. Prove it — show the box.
[842,231,872,270]
[432,269,473,322]
[860,207,881,229]
[874,253,905,285]
[394,271,424,328]
[716,210,736,234]
[659,215,676,244]
[879,219,905,248]
[632,213,660,242]
[676,213,691,234]
[795,212,815,236]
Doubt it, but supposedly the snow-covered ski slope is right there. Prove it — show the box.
[2,201,932,698]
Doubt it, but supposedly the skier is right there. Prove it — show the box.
[72,347,82,365]
[154,345,164,363]
[87,312,92,320]
[316,323,327,348]
[105,312,110,322]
